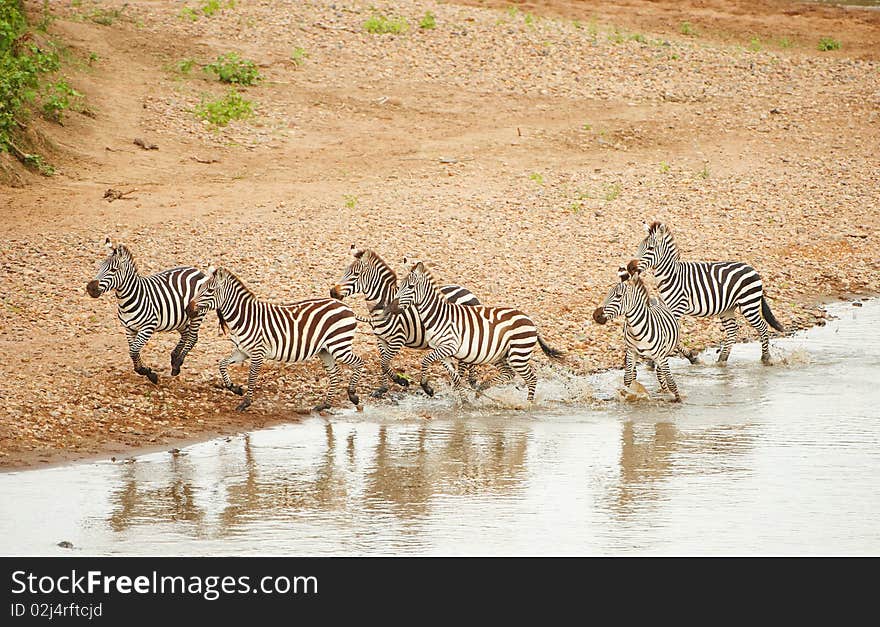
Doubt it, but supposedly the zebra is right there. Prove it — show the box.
[635,222,785,365]
[186,266,363,412]
[593,262,682,402]
[387,259,563,402]
[330,245,481,397]
[86,237,208,384]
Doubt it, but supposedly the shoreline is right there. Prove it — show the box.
[3,292,868,473]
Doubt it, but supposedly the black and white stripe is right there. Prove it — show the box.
[593,264,681,401]
[330,246,481,396]
[636,222,785,364]
[86,238,208,383]
[188,267,363,412]
[389,260,562,402]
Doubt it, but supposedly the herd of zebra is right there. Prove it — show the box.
[85,222,785,412]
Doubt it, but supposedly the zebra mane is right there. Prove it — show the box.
[216,267,257,299]
[113,244,138,273]
[362,249,398,283]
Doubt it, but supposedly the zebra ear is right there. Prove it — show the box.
[642,222,650,234]
[351,244,364,258]
[104,236,115,252]
[617,266,629,282]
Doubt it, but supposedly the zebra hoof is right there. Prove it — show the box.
[370,386,389,398]
[235,399,251,412]
[348,391,360,406]
[761,354,773,366]
[171,365,181,377]
[421,382,434,397]
[138,368,159,385]
[227,384,244,396]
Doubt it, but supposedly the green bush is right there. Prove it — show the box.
[1,0,61,152]
[818,37,840,51]
[195,89,253,126]
[41,79,83,122]
[419,11,436,30]
[204,52,261,85]
[364,14,408,35]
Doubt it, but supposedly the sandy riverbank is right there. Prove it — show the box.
[1,0,878,469]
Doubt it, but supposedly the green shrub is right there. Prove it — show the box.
[195,89,253,126]
[817,37,840,51]
[88,7,123,26]
[1,0,62,152]
[204,52,260,85]
[41,79,83,122]
[419,11,436,30]
[290,47,308,67]
[680,21,697,36]
[364,14,408,35]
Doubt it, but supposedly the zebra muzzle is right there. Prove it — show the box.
[86,281,102,298]
[592,307,608,325]
[330,285,343,300]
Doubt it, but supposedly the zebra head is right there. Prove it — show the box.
[330,245,395,303]
[390,258,430,314]
[186,266,223,318]
[86,238,135,298]
[635,221,677,273]
[593,264,639,325]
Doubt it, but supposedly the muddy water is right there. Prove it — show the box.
[2,300,878,556]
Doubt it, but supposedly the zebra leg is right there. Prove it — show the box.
[657,358,681,402]
[466,364,479,389]
[655,364,669,393]
[236,351,264,412]
[373,337,406,398]
[742,304,773,364]
[170,331,188,376]
[476,361,515,396]
[126,323,159,384]
[329,346,364,407]
[314,350,341,412]
[509,358,538,402]
[171,311,204,376]
[716,314,738,364]
[218,348,248,396]
[677,344,699,365]
[441,358,469,401]
[419,345,455,397]
[623,349,637,388]
[457,361,480,390]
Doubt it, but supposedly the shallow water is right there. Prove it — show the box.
[1,300,879,556]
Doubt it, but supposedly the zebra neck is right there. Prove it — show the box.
[373,275,398,308]
[652,260,689,313]
[413,281,450,322]
[114,269,143,301]
[218,285,258,335]
[624,296,651,334]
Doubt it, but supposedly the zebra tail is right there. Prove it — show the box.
[537,334,565,361]
[761,296,785,333]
